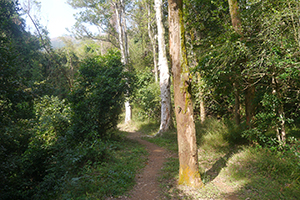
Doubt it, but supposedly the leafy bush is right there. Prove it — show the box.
[70,49,128,141]
[242,92,294,148]
[0,95,72,200]
[132,70,161,121]
[57,138,147,199]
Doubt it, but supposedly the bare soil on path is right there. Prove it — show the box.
[108,131,170,200]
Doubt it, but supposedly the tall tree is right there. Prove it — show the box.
[155,0,172,134]
[228,0,243,126]
[147,0,158,82]
[228,0,254,126]
[112,0,132,123]
[168,0,203,187]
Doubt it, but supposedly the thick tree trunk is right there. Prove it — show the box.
[168,0,203,188]
[114,0,131,123]
[121,0,129,62]
[155,0,172,134]
[147,3,158,82]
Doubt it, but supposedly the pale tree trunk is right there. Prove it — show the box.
[155,0,172,135]
[147,3,158,82]
[168,0,203,188]
[272,76,286,145]
[120,0,131,123]
[114,0,131,123]
[115,2,125,63]
[196,72,206,123]
[121,0,129,62]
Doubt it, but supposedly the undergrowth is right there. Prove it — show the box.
[136,117,300,200]
[56,132,148,199]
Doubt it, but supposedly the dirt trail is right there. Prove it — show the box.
[108,127,240,200]
[109,131,169,200]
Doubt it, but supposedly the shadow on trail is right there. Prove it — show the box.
[204,148,239,184]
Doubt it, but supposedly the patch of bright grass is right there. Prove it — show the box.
[223,146,300,200]
[57,134,148,199]
[195,118,230,151]
[144,129,178,152]
[137,121,160,136]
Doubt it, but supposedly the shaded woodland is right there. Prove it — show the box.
[1,0,300,199]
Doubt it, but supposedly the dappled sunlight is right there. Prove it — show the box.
[219,147,300,199]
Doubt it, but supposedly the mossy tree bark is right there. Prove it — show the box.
[168,0,203,188]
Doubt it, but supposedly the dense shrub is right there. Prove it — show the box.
[132,70,161,121]
[70,49,129,141]
[0,95,71,200]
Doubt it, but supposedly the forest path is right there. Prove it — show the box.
[107,130,171,200]
[108,125,240,200]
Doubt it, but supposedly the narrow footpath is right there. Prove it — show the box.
[108,131,169,200]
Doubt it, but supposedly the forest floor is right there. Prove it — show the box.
[106,125,172,199]
[108,124,241,200]
[102,115,300,200]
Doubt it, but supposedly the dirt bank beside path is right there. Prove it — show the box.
[108,131,170,200]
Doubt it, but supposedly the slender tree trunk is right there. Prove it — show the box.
[228,0,254,126]
[228,0,242,35]
[245,85,254,126]
[155,0,172,135]
[147,3,158,82]
[277,104,286,145]
[233,82,240,125]
[196,72,206,123]
[121,0,129,62]
[272,76,286,145]
[114,0,131,123]
[168,0,203,188]
[115,2,125,63]
[188,29,206,123]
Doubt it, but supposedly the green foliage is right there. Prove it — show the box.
[0,95,71,200]
[195,118,230,150]
[132,70,161,121]
[70,49,128,141]
[226,145,300,199]
[57,137,147,199]
[34,95,72,144]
